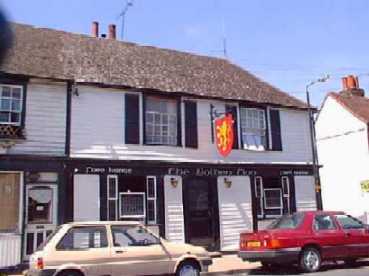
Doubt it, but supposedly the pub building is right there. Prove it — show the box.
[0,22,318,267]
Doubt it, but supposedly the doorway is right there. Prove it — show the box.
[24,184,58,258]
[182,177,220,251]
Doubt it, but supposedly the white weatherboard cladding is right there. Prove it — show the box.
[70,86,312,164]
[0,235,21,267]
[9,83,67,155]
[73,174,100,221]
[317,96,369,219]
[217,176,253,251]
[164,175,185,243]
[294,175,316,211]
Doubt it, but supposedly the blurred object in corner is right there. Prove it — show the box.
[0,7,13,65]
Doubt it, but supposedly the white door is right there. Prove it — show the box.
[24,184,58,258]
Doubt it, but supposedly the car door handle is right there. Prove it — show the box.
[115,250,124,254]
[345,232,352,237]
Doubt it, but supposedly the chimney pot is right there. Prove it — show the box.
[101,34,107,38]
[108,24,116,40]
[342,77,348,90]
[346,75,358,89]
[91,21,99,38]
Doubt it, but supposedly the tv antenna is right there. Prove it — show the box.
[117,0,134,40]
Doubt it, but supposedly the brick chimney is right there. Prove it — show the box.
[108,24,116,40]
[91,21,99,37]
[340,75,364,97]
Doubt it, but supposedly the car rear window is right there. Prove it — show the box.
[267,213,305,230]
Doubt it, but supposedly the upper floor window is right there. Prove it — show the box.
[240,108,266,150]
[145,97,177,146]
[0,85,23,126]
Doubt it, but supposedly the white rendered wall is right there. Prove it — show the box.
[217,176,253,251]
[73,174,100,221]
[164,175,185,243]
[70,85,312,164]
[317,96,369,221]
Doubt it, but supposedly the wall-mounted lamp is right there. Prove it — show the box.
[170,177,178,188]
[224,177,232,188]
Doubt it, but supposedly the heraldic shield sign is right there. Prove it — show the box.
[215,114,234,157]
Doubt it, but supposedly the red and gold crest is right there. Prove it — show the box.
[215,114,234,157]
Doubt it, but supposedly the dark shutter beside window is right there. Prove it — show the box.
[270,109,282,151]
[125,94,140,144]
[184,101,198,148]
[177,100,182,147]
[225,105,239,149]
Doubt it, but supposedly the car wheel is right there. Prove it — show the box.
[299,247,321,273]
[176,261,200,276]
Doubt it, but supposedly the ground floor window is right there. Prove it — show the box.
[106,175,157,224]
[255,175,295,219]
[0,172,20,232]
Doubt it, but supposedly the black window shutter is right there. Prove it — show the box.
[225,105,239,149]
[125,94,140,144]
[270,109,282,151]
[184,101,198,148]
[177,99,182,147]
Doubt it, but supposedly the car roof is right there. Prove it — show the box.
[64,221,141,226]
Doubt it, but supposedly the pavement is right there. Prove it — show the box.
[0,254,259,276]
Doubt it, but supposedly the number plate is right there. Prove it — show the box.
[247,241,261,248]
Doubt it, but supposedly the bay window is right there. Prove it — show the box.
[0,85,23,125]
[145,97,177,146]
[240,108,266,150]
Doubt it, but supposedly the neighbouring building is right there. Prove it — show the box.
[316,75,369,223]
[0,22,317,267]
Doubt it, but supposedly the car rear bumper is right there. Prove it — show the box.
[239,248,301,263]
[26,269,56,276]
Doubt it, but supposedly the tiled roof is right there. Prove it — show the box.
[1,23,309,109]
[330,91,369,123]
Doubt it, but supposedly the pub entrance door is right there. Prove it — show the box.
[23,184,58,259]
[182,177,220,251]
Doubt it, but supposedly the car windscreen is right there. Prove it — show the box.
[267,213,305,230]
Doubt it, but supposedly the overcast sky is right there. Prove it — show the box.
[2,0,369,106]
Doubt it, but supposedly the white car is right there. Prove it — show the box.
[27,221,212,276]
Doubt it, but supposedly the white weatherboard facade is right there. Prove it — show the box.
[317,96,369,223]
[70,86,313,164]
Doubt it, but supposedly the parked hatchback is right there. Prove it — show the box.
[27,221,212,276]
[239,211,369,272]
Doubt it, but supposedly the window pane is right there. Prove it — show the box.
[0,112,9,123]
[120,194,145,217]
[57,226,108,250]
[267,213,305,230]
[1,86,11,97]
[108,177,117,199]
[27,187,53,224]
[12,88,22,99]
[264,189,282,209]
[11,113,20,124]
[147,178,155,198]
[11,100,21,112]
[1,99,11,111]
[147,200,155,222]
[108,200,117,220]
[111,225,159,247]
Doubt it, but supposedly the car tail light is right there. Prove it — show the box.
[36,257,44,270]
[267,239,282,249]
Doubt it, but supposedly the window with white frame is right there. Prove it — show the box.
[119,192,145,219]
[107,175,118,221]
[240,108,266,150]
[0,85,23,125]
[145,97,177,145]
[281,176,290,214]
[254,176,264,218]
[146,176,157,224]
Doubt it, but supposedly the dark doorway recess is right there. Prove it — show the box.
[182,176,220,251]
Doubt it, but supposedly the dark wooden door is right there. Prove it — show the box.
[183,177,219,251]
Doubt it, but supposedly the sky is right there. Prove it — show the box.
[1,0,369,107]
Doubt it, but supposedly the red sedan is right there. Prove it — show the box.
[239,211,369,272]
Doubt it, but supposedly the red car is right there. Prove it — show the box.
[239,211,369,272]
